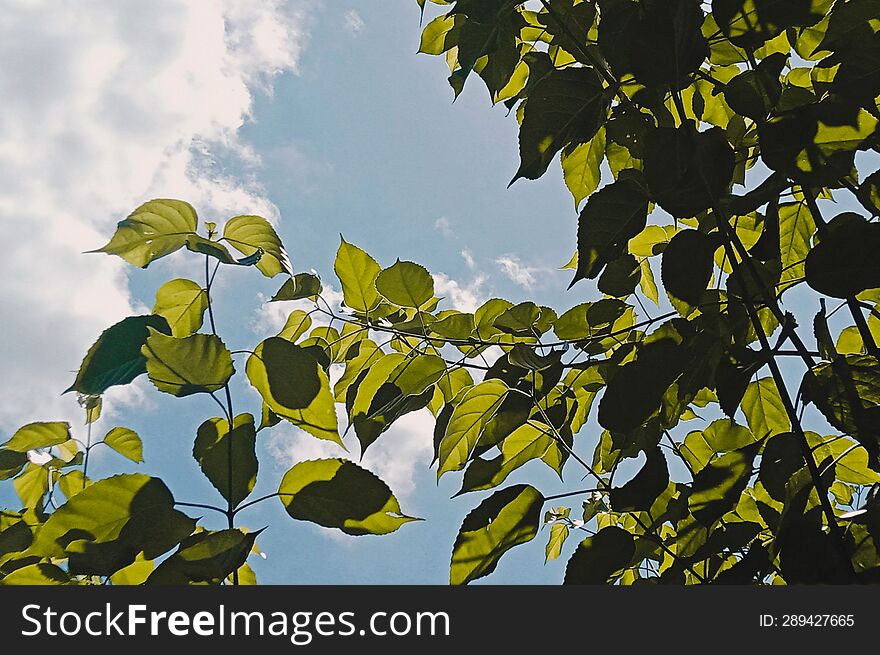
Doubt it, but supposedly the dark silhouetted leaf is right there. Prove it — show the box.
[610,446,669,511]
[148,529,259,585]
[571,171,649,285]
[513,67,607,183]
[564,525,635,584]
[644,125,734,218]
[661,229,715,305]
[67,315,171,395]
[805,213,880,298]
[194,414,257,507]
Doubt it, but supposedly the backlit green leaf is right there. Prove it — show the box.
[103,427,143,463]
[564,526,635,584]
[451,484,543,585]
[142,330,234,397]
[334,238,382,313]
[278,458,418,535]
[29,473,195,576]
[2,422,70,452]
[152,279,208,338]
[90,199,197,268]
[438,379,509,477]
[376,260,435,308]
[223,215,290,277]
[247,338,341,446]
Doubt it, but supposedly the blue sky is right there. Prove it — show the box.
[2,0,866,585]
[0,0,592,584]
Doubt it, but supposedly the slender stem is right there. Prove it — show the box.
[82,420,93,491]
[204,254,239,585]
[175,501,228,516]
[232,492,296,515]
[716,214,854,576]
[543,488,597,502]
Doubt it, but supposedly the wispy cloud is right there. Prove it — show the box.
[495,254,540,290]
[434,216,453,238]
[433,273,486,313]
[342,9,364,35]
[460,248,477,270]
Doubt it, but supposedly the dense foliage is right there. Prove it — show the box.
[2,0,880,584]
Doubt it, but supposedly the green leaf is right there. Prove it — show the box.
[570,170,649,285]
[598,339,681,433]
[67,315,172,395]
[419,13,461,54]
[722,52,786,120]
[193,414,257,507]
[270,273,323,302]
[223,215,290,277]
[148,529,259,585]
[1,563,71,585]
[458,421,553,494]
[741,377,790,438]
[275,310,313,342]
[597,253,641,298]
[14,463,48,509]
[680,418,756,473]
[801,354,880,457]
[152,279,208,338]
[278,458,418,535]
[661,229,715,305]
[778,200,816,292]
[609,446,669,512]
[110,552,154,585]
[564,526,635,584]
[513,66,607,183]
[184,235,239,264]
[2,422,70,452]
[29,473,195,576]
[689,441,762,525]
[142,330,234,397]
[438,379,509,478]
[375,260,435,308]
[545,522,570,563]
[562,127,606,209]
[334,238,382,313]
[805,213,880,299]
[249,338,320,411]
[644,125,734,218]
[0,449,28,480]
[103,427,143,463]
[90,199,198,268]
[246,338,341,446]
[450,484,544,585]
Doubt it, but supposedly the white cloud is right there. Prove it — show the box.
[0,1,308,431]
[460,248,477,270]
[495,254,540,290]
[267,407,435,541]
[342,9,365,34]
[433,273,487,313]
[434,216,453,238]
